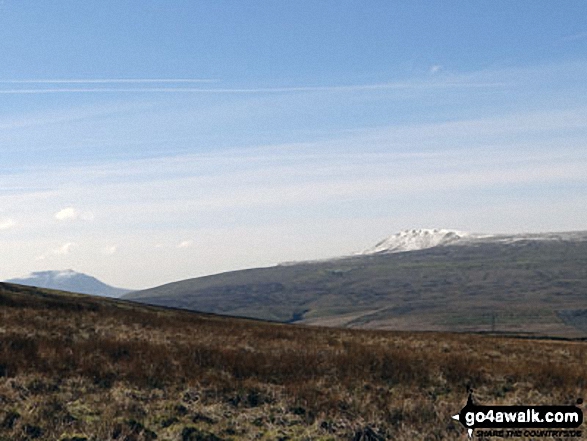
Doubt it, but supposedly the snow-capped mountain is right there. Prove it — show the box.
[361,228,471,254]
[5,270,131,298]
[362,228,587,255]
[126,229,587,335]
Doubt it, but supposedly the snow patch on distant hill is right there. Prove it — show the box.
[362,228,587,255]
[362,228,471,254]
[5,270,131,298]
[52,269,78,279]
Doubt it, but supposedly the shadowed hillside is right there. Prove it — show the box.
[1,282,586,440]
[126,238,587,337]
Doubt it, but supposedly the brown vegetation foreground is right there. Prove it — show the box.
[0,283,586,440]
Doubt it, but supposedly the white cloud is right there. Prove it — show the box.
[55,207,77,220]
[37,242,76,260]
[55,207,94,221]
[0,218,16,230]
[177,240,194,249]
[54,242,75,255]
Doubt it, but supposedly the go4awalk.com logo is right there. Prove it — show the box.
[452,393,584,439]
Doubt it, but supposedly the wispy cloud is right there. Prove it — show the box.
[2,61,586,287]
[0,78,217,84]
[11,59,572,99]
[0,80,508,95]
[12,118,584,220]
[8,130,586,287]
[9,105,586,213]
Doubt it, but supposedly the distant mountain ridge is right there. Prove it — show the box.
[360,228,587,254]
[125,229,587,336]
[6,270,131,298]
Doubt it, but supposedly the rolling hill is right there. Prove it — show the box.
[1,282,586,440]
[125,230,587,337]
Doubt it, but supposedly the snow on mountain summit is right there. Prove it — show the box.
[53,269,78,279]
[361,228,587,255]
[362,228,469,254]
[5,270,131,297]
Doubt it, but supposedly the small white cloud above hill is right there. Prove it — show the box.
[37,242,76,260]
[55,207,94,221]
[0,218,16,230]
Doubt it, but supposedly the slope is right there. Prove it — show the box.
[2,282,586,440]
[125,234,587,337]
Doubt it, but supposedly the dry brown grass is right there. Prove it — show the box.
[0,283,586,440]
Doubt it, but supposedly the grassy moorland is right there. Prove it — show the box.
[125,239,587,336]
[1,282,586,440]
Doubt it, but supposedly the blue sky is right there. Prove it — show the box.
[1,1,586,288]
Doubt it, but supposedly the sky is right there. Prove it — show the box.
[1,1,587,289]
